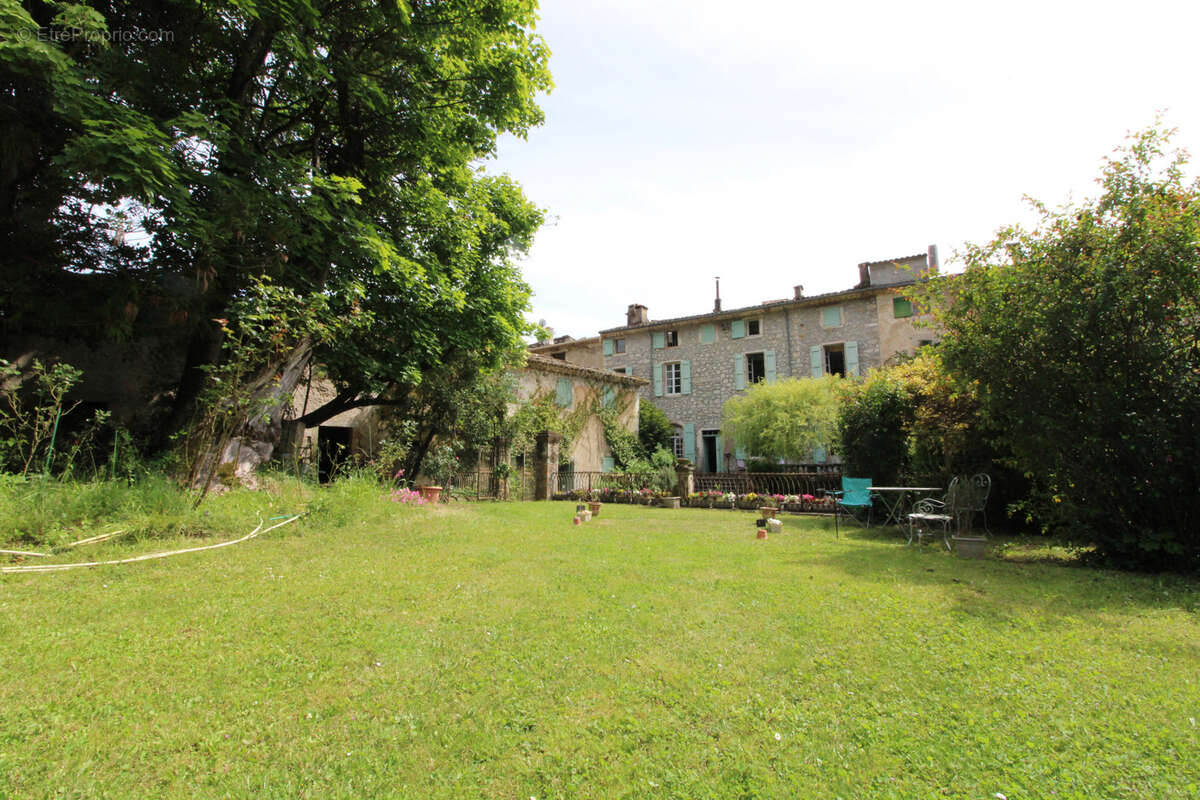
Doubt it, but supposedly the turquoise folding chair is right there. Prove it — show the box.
[828,477,874,538]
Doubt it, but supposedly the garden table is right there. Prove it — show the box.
[870,486,942,527]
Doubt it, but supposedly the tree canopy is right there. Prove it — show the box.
[1,0,552,461]
[916,126,1200,570]
[722,377,839,464]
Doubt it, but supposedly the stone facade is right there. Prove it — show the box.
[527,335,603,369]
[598,250,940,472]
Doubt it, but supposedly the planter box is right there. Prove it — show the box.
[658,496,681,509]
[952,535,988,559]
[714,501,733,509]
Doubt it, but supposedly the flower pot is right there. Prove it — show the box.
[417,485,443,503]
[588,501,602,516]
[659,496,681,509]
[756,529,769,540]
[952,535,988,559]
[759,506,779,519]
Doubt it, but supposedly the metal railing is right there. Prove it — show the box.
[548,471,653,495]
[693,470,842,497]
[441,468,535,501]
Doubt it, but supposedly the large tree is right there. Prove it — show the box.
[916,126,1200,571]
[0,0,551,465]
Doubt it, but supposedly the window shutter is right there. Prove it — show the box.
[601,456,615,473]
[892,298,913,318]
[652,331,665,349]
[764,350,777,383]
[683,423,696,463]
[602,338,614,356]
[845,341,859,377]
[700,323,715,344]
[732,354,747,390]
[680,360,691,394]
[602,385,616,408]
[556,378,573,407]
[730,319,745,339]
[653,363,664,397]
[809,346,823,377]
[715,433,724,472]
[822,306,841,327]
[813,445,827,464]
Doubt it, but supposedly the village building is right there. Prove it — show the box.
[591,247,941,473]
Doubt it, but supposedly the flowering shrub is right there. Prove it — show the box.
[390,487,427,505]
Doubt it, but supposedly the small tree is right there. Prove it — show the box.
[638,401,674,460]
[915,125,1200,571]
[722,377,839,463]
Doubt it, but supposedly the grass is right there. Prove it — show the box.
[2,491,1198,799]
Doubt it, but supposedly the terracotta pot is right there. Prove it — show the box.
[759,506,779,518]
[588,501,602,516]
[417,485,443,503]
[756,529,769,540]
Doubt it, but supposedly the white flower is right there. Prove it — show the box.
[774,732,782,741]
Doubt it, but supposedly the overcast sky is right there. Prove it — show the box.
[490,0,1200,339]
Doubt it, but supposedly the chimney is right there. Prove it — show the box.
[856,263,872,288]
[626,303,649,327]
[793,285,804,299]
[927,244,940,273]
[713,277,721,312]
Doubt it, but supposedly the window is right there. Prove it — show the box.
[671,435,684,459]
[822,306,843,327]
[551,351,566,361]
[615,338,626,353]
[664,330,679,347]
[747,318,761,336]
[893,298,913,318]
[664,361,683,395]
[746,352,766,384]
[824,344,846,377]
[612,367,629,375]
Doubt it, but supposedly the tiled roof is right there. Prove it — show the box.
[860,253,927,267]
[598,280,919,335]
[524,353,648,385]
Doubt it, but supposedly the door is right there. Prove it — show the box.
[318,426,352,483]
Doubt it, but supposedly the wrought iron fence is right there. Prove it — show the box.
[693,470,842,497]
[548,471,649,495]
[441,468,535,501]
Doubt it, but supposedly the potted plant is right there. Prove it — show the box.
[588,499,602,516]
[714,492,736,509]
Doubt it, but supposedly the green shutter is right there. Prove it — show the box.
[653,363,663,397]
[556,378,572,407]
[700,323,715,344]
[602,338,614,355]
[715,434,724,472]
[845,341,859,377]
[822,306,841,327]
[813,445,827,464]
[652,331,665,349]
[730,319,745,339]
[809,345,823,377]
[893,297,913,318]
[683,423,696,463]
[733,354,746,390]
[601,456,615,473]
[602,385,616,408]
[764,350,777,383]
[680,360,691,394]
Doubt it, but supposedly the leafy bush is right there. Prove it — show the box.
[915,126,1200,571]
[637,401,674,460]
[722,377,839,462]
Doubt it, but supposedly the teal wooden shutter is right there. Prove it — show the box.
[556,378,573,407]
[700,323,715,344]
[892,298,913,318]
[809,345,823,377]
[823,306,842,327]
[845,341,859,377]
[601,456,615,473]
[813,445,827,464]
[683,423,696,462]
[653,363,664,397]
[602,338,614,355]
[734,354,746,390]
[715,433,724,472]
[602,385,616,407]
[730,319,745,339]
[764,350,777,383]
[652,331,665,349]
[680,360,691,394]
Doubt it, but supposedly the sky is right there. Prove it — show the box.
[490,0,1200,340]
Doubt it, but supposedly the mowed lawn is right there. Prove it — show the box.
[2,496,1198,799]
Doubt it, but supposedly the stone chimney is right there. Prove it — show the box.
[713,277,721,312]
[793,285,804,299]
[626,303,649,327]
[856,263,872,288]
[927,244,940,273]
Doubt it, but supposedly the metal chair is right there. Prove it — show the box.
[906,473,992,548]
[827,477,874,538]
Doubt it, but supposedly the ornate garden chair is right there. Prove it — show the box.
[906,473,992,548]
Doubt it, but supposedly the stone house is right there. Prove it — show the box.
[595,248,941,473]
[527,334,604,369]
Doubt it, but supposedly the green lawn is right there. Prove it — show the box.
[2,491,1198,799]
